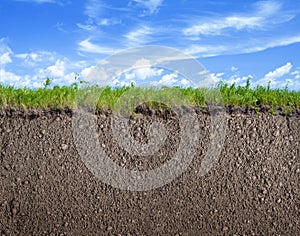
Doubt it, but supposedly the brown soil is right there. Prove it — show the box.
[0,107,299,235]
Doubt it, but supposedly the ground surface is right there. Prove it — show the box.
[0,107,299,235]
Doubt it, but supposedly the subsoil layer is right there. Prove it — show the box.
[0,107,299,235]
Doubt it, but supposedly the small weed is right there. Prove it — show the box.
[285,107,292,116]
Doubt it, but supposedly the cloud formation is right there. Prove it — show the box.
[124,26,154,47]
[264,62,293,80]
[132,0,163,15]
[78,39,119,54]
[183,1,293,37]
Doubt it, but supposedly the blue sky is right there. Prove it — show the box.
[0,0,300,89]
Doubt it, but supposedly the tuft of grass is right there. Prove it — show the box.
[0,78,299,112]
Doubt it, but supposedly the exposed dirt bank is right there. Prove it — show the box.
[0,107,299,235]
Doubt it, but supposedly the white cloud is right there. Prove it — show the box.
[0,69,21,84]
[184,16,263,36]
[252,63,293,88]
[227,75,252,86]
[77,22,97,31]
[124,26,153,47]
[184,35,300,58]
[291,70,300,79]
[14,0,61,3]
[80,65,96,78]
[124,58,164,80]
[132,0,163,15]
[183,1,292,37]
[255,0,282,16]
[125,67,163,81]
[244,35,300,53]
[0,38,13,65]
[0,69,47,88]
[38,59,66,78]
[209,72,225,83]
[14,51,56,66]
[180,78,190,86]
[157,72,178,85]
[231,66,238,72]
[84,0,103,19]
[264,62,293,80]
[54,22,67,33]
[97,18,121,26]
[78,39,119,54]
[184,45,227,57]
[47,59,66,77]
[132,58,151,67]
[0,53,12,65]
[52,72,78,85]
[78,0,122,33]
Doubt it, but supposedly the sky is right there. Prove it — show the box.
[1,0,300,89]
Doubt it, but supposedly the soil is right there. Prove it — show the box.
[0,107,299,235]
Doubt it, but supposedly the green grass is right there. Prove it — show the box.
[0,78,299,113]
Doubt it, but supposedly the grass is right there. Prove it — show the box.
[0,78,299,114]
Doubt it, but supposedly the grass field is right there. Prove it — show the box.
[0,78,299,114]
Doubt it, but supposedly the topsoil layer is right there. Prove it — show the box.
[0,107,299,235]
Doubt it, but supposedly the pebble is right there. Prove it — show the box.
[274,130,280,137]
[277,199,281,203]
[263,189,268,195]
[61,144,68,150]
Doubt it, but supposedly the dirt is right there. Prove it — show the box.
[0,107,299,235]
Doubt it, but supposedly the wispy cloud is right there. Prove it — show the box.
[84,0,103,19]
[184,35,300,58]
[79,0,123,31]
[124,26,154,47]
[14,51,57,67]
[184,44,228,57]
[54,22,68,33]
[231,66,238,72]
[77,20,97,32]
[184,16,263,37]
[14,0,66,4]
[131,0,163,15]
[183,1,293,37]
[243,35,300,53]
[78,39,119,54]
[15,0,56,2]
